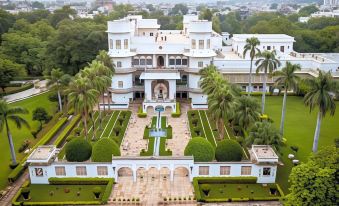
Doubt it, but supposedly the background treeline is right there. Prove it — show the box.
[0,4,338,80]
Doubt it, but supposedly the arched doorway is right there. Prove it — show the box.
[157,56,164,67]
[117,167,133,181]
[160,167,170,181]
[154,83,168,100]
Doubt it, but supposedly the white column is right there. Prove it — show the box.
[153,54,156,68]
[133,169,137,182]
[144,80,152,101]
[168,80,176,100]
[165,54,169,67]
[170,169,174,181]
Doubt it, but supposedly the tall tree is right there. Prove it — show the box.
[0,100,29,165]
[46,68,64,112]
[243,37,261,95]
[255,50,281,114]
[274,62,301,135]
[303,70,337,152]
[0,58,26,92]
[96,50,114,111]
[67,77,99,140]
[233,96,261,133]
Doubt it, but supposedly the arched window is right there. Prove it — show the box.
[182,56,188,66]
[133,57,139,66]
[169,56,175,66]
[146,56,152,65]
[140,56,146,65]
[175,56,181,66]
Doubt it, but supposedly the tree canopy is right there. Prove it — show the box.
[184,137,215,162]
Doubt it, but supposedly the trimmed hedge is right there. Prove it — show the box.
[193,177,284,203]
[215,139,243,161]
[184,137,215,162]
[54,115,81,147]
[171,102,181,117]
[8,117,68,183]
[137,106,147,118]
[48,177,112,185]
[12,178,114,205]
[110,111,131,146]
[65,138,92,162]
[91,138,121,162]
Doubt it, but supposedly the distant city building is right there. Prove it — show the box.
[323,0,339,7]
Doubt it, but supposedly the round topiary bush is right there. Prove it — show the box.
[184,137,214,162]
[91,138,120,162]
[215,139,243,161]
[65,138,92,162]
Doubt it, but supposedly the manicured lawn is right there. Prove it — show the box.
[260,96,339,193]
[0,92,57,190]
[16,184,106,202]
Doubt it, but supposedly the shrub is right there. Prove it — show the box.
[21,187,30,200]
[113,126,121,136]
[91,138,120,162]
[66,135,76,142]
[191,118,198,126]
[74,128,82,136]
[171,102,181,117]
[184,137,215,162]
[201,184,211,196]
[215,139,243,161]
[65,138,92,162]
[290,145,299,153]
[137,106,147,118]
[18,140,30,153]
[93,187,102,199]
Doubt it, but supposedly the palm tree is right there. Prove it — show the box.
[243,37,261,95]
[255,50,281,114]
[60,74,72,113]
[0,100,29,165]
[208,84,235,140]
[96,50,115,111]
[304,70,337,153]
[46,68,65,112]
[274,62,301,136]
[67,77,99,140]
[233,96,261,134]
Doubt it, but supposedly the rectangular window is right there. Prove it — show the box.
[199,166,209,175]
[124,39,128,49]
[140,59,146,65]
[35,168,44,177]
[220,166,230,175]
[198,61,203,68]
[182,59,188,65]
[109,39,113,49]
[280,46,285,52]
[150,32,153,36]
[116,40,121,49]
[267,46,271,50]
[169,59,175,65]
[118,81,123,88]
[176,59,181,65]
[116,61,122,68]
[192,39,196,49]
[97,166,108,176]
[146,59,152,65]
[76,166,87,176]
[55,166,66,176]
[263,167,271,176]
[199,40,204,49]
[207,39,210,49]
[133,59,139,66]
[241,166,252,175]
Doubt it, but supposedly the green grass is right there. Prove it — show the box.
[0,92,57,190]
[16,184,106,202]
[258,96,339,193]
[199,183,281,201]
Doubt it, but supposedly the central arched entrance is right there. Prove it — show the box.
[154,83,168,100]
[157,56,164,67]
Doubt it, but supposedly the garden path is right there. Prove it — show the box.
[0,171,28,206]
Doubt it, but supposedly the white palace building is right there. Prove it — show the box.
[107,15,339,112]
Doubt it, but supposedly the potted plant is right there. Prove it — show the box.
[21,187,30,200]
[92,186,102,199]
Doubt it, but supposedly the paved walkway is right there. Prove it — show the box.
[0,171,28,206]
[4,80,48,103]
[109,168,194,205]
